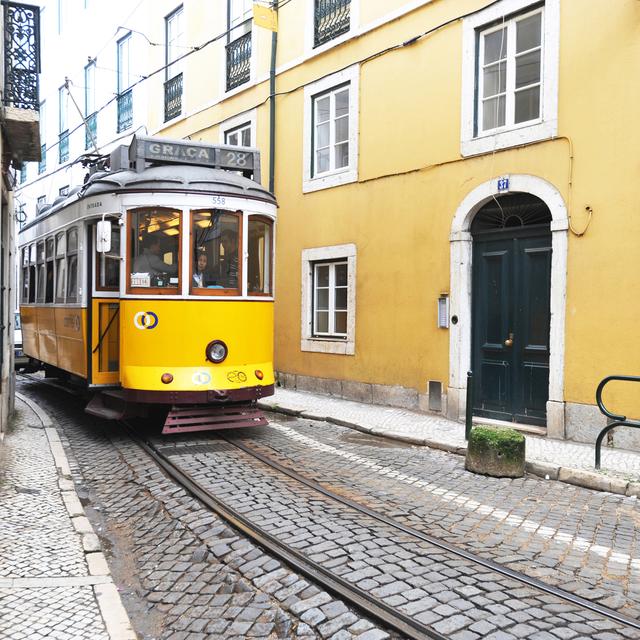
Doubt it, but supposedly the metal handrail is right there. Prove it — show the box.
[594,375,640,469]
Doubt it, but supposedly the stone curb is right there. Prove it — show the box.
[260,401,638,498]
[14,393,136,640]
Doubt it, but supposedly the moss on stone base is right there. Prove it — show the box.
[465,426,525,478]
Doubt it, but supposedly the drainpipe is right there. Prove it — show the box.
[268,1,278,193]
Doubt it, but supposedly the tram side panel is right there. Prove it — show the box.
[119,299,274,396]
[55,307,87,377]
[20,305,39,361]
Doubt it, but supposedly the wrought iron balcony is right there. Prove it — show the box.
[314,0,350,48]
[85,112,97,150]
[3,1,41,163]
[38,143,45,173]
[164,73,183,122]
[58,131,69,163]
[226,31,251,92]
[117,89,132,133]
[3,2,39,110]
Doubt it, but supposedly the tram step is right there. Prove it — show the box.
[84,392,126,421]
[162,404,268,435]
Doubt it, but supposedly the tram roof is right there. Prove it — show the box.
[20,163,276,235]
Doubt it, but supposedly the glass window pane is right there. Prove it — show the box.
[335,263,347,286]
[483,28,507,64]
[248,218,272,295]
[335,287,347,310]
[56,233,65,256]
[56,258,66,301]
[316,265,329,287]
[316,287,329,310]
[517,13,541,53]
[130,208,181,289]
[515,85,540,123]
[482,95,506,131]
[315,96,330,122]
[226,131,239,146]
[191,210,240,291]
[482,61,506,98]
[46,237,54,258]
[316,121,330,148]
[36,264,46,302]
[241,127,251,146]
[335,89,349,117]
[515,49,541,88]
[335,116,349,143]
[66,255,78,301]
[316,148,330,173]
[334,311,347,334]
[335,143,349,169]
[315,311,329,333]
[67,228,78,252]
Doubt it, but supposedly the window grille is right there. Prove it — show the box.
[117,89,132,133]
[226,31,251,91]
[164,73,183,121]
[314,0,350,48]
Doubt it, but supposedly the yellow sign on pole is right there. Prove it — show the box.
[253,4,278,31]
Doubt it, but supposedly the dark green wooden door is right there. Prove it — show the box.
[472,227,551,426]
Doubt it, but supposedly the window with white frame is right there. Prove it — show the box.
[225,122,251,147]
[230,0,253,29]
[303,65,359,193]
[84,61,95,116]
[117,33,131,93]
[301,244,356,355]
[166,6,184,80]
[460,0,559,157]
[478,8,542,134]
[313,261,348,337]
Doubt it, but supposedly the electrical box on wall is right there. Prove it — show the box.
[437,295,449,328]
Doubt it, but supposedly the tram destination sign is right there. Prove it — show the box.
[129,135,258,178]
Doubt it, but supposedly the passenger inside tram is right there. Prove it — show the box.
[130,209,180,288]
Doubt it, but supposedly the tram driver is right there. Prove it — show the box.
[132,235,178,286]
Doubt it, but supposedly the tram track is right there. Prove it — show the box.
[126,425,640,639]
[18,374,640,638]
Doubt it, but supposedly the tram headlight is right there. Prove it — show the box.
[205,340,228,363]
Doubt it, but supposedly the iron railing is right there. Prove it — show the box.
[226,31,251,92]
[3,2,40,110]
[117,89,132,133]
[594,375,640,469]
[58,130,69,163]
[85,112,97,150]
[164,72,182,122]
[314,0,350,48]
[38,142,45,173]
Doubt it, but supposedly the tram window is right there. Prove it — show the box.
[28,245,36,303]
[55,232,66,303]
[96,223,121,291]
[45,237,55,303]
[67,228,78,302]
[36,241,45,303]
[247,217,273,295]
[191,211,240,293]
[21,248,29,303]
[129,208,180,290]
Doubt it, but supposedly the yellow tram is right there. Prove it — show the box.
[18,136,276,433]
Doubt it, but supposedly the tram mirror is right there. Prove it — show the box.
[96,220,112,253]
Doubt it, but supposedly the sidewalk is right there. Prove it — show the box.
[259,388,640,497]
[0,394,135,640]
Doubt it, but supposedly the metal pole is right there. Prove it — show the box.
[465,370,473,440]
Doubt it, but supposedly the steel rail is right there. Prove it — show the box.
[223,436,640,632]
[121,422,447,640]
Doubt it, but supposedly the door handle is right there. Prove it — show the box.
[504,332,514,348]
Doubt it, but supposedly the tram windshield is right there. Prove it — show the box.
[129,208,180,290]
[191,210,240,293]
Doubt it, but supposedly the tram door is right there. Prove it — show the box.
[89,222,121,385]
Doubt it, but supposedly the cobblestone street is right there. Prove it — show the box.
[8,377,640,639]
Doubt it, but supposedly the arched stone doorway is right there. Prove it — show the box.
[448,176,569,437]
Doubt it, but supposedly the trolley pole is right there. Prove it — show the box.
[465,370,474,440]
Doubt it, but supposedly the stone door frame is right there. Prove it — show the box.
[447,175,569,438]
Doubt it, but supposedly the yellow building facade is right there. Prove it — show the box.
[147,0,638,446]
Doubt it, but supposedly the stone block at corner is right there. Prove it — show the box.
[372,384,419,410]
[87,552,110,576]
[296,375,342,397]
[341,379,373,404]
